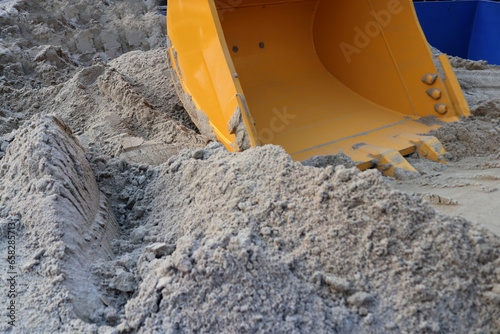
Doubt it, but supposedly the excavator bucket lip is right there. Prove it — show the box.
[289,115,456,164]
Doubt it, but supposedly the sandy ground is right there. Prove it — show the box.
[389,163,500,236]
[388,58,500,237]
[0,1,500,333]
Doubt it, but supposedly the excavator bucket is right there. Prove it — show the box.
[166,0,470,178]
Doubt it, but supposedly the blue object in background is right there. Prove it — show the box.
[414,0,500,65]
[157,5,167,16]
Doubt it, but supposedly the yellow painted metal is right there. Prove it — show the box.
[438,54,472,119]
[166,0,470,171]
[397,134,447,164]
[166,0,257,151]
[356,144,418,179]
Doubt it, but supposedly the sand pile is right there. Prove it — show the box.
[0,114,169,332]
[0,115,118,332]
[114,144,500,333]
[2,116,499,333]
[108,49,197,130]
[41,48,207,163]
[429,55,500,163]
[431,116,500,162]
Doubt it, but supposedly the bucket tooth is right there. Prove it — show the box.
[355,145,419,180]
[397,134,447,164]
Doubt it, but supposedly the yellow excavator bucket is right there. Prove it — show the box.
[166,0,470,178]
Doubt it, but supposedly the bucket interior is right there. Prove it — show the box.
[215,0,442,159]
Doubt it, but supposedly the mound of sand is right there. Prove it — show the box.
[42,48,207,162]
[0,114,118,332]
[429,56,500,162]
[117,144,500,333]
[1,118,499,332]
